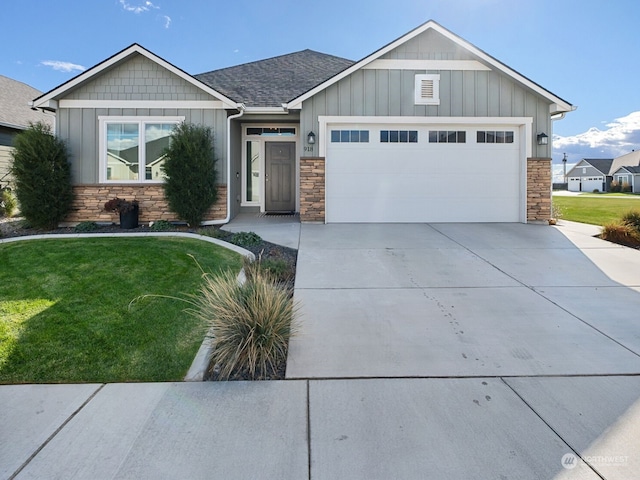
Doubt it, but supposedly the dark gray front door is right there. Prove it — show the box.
[265,142,295,212]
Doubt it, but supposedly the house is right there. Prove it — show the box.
[31,20,574,225]
[612,166,640,193]
[567,151,640,193]
[0,75,53,186]
[567,159,614,193]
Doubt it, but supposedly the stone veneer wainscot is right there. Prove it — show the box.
[64,184,227,224]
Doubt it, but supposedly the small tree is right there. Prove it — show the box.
[11,122,73,229]
[161,123,217,226]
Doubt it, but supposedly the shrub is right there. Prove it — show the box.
[230,231,262,247]
[0,189,17,218]
[190,269,298,380]
[244,256,294,285]
[150,219,173,231]
[161,123,218,227]
[601,222,640,247]
[10,122,73,229]
[74,221,98,232]
[621,210,640,232]
[196,227,228,239]
[592,189,600,194]
[622,182,632,193]
[610,181,621,193]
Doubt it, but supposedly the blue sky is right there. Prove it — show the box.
[2,0,639,166]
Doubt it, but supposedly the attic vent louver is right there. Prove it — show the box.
[415,74,440,105]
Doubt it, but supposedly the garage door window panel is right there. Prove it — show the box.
[331,130,369,143]
[380,130,418,143]
[429,131,466,143]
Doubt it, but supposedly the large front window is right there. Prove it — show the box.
[100,117,182,182]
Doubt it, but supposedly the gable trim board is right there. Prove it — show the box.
[286,20,574,114]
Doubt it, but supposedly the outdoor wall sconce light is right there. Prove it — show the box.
[307,131,316,144]
[537,132,548,145]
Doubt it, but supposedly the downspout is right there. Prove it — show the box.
[202,103,245,226]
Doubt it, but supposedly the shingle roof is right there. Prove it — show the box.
[0,75,52,130]
[617,165,640,174]
[583,158,614,175]
[195,50,354,107]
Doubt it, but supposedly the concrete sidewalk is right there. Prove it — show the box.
[2,221,640,479]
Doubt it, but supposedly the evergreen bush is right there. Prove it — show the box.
[161,123,217,227]
[10,122,73,229]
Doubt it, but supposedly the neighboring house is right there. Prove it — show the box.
[567,159,613,193]
[0,75,53,186]
[612,166,640,193]
[31,20,574,225]
[567,151,640,192]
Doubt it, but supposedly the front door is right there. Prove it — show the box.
[265,142,295,212]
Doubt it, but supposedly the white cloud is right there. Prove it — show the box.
[553,111,640,161]
[119,0,159,14]
[163,15,171,28]
[40,60,86,73]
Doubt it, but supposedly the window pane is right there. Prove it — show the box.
[279,128,296,136]
[409,131,418,143]
[350,130,360,143]
[341,130,350,142]
[389,131,399,143]
[247,127,262,136]
[246,140,260,202]
[145,124,173,181]
[380,130,389,143]
[399,131,408,143]
[477,131,486,143]
[360,131,369,143]
[457,131,466,143]
[505,131,514,143]
[429,131,438,143]
[331,130,341,142]
[486,131,495,143]
[438,131,448,143]
[496,131,505,144]
[107,123,139,180]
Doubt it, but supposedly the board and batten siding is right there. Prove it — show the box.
[57,108,227,184]
[300,68,552,158]
[300,28,553,158]
[55,53,228,185]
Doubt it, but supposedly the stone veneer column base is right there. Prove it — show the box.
[300,157,325,223]
[64,184,227,225]
[527,157,552,222]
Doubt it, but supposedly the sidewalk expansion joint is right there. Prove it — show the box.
[9,383,106,480]
[501,378,607,480]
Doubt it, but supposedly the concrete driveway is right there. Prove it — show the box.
[287,222,640,378]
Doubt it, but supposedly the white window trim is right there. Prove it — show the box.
[98,116,184,184]
[414,74,440,105]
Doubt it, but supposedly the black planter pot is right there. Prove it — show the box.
[119,205,139,229]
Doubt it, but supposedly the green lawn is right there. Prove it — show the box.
[0,237,242,384]
[553,194,640,226]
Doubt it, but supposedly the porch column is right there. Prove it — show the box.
[299,157,325,223]
[527,157,552,222]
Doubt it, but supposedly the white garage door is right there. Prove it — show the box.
[581,177,604,192]
[325,123,523,223]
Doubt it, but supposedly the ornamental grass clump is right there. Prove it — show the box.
[601,222,640,247]
[191,265,298,380]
